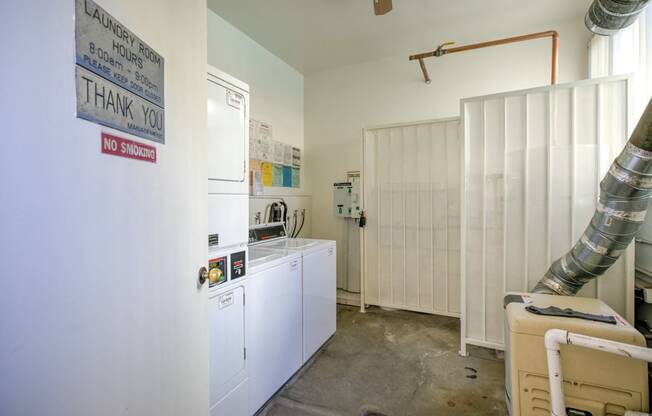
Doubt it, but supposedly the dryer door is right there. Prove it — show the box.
[207,73,248,194]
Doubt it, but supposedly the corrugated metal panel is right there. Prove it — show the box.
[363,118,461,317]
[461,76,633,352]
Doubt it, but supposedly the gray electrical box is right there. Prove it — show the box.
[333,177,361,218]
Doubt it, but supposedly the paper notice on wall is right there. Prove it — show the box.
[282,166,292,187]
[272,141,285,164]
[272,164,284,187]
[292,147,301,168]
[283,144,293,166]
[250,138,261,160]
[261,162,273,187]
[249,119,260,159]
[250,119,259,140]
[249,169,263,196]
[258,137,272,162]
[292,168,300,188]
[258,122,273,141]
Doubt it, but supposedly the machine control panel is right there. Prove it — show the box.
[230,251,246,279]
[208,256,227,287]
[248,222,286,245]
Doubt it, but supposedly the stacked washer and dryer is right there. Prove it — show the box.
[206,66,250,416]
[206,66,337,416]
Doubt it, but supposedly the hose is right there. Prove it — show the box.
[533,98,652,295]
[585,0,650,36]
[294,209,306,238]
[290,210,298,238]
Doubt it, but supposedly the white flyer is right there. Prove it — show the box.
[292,147,301,168]
[273,140,285,164]
[258,137,272,162]
[258,122,273,141]
[283,144,293,166]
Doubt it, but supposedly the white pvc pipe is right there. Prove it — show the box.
[544,328,652,416]
[359,215,366,313]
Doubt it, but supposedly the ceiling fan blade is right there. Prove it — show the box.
[373,0,393,15]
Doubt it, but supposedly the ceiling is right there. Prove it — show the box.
[207,0,591,75]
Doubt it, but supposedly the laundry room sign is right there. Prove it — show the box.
[75,0,165,144]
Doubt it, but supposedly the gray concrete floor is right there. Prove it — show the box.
[260,305,507,416]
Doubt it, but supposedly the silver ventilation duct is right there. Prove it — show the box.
[585,0,649,35]
[533,98,652,295]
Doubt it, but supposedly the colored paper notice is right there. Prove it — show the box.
[261,162,273,187]
[292,168,300,188]
[282,166,292,187]
[249,159,263,195]
[272,164,284,187]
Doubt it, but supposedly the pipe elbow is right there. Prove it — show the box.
[544,329,567,350]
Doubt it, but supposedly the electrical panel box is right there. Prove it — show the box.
[333,178,361,218]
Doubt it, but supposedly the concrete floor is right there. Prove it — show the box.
[260,305,507,416]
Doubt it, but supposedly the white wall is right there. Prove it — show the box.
[305,18,591,291]
[0,1,209,415]
[207,9,308,198]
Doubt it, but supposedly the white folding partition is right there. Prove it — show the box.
[363,118,461,317]
[461,76,634,353]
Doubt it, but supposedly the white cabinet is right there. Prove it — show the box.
[209,284,248,416]
[302,245,337,362]
[247,258,303,414]
[207,66,249,195]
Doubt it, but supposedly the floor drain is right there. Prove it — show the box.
[361,410,388,416]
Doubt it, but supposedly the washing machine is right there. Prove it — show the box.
[247,245,303,414]
[249,222,337,363]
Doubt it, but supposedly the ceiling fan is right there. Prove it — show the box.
[373,0,393,15]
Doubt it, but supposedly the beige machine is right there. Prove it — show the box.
[505,293,648,415]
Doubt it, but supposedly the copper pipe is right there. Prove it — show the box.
[409,30,559,85]
[418,58,431,84]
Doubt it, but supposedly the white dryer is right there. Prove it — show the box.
[207,66,249,250]
[247,245,303,414]
[249,223,337,363]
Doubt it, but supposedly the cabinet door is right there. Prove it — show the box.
[209,285,246,410]
[207,77,246,182]
[303,246,337,361]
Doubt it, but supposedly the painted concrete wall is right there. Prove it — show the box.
[207,9,308,197]
[305,18,592,291]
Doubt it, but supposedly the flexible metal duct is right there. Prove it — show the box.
[533,98,652,295]
[585,0,649,35]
